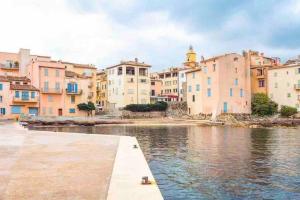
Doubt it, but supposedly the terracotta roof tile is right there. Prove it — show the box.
[0,76,30,82]
[10,84,39,91]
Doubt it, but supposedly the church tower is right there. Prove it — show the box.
[184,45,198,68]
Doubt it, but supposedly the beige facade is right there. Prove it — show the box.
[107,59,151,109]
[186,53,251,116]
[156,67,179,101]
[96,70,108,110]
[244,50,280,95]
[268,64,300,111]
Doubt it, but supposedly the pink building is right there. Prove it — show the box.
[186,53,251,117]
[0,76,39,119]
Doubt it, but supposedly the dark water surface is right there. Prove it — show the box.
[30,125,300,200]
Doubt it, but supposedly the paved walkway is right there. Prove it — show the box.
[0,127,119,200]
[0,123,163,200]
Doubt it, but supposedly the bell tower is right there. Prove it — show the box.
[184,45,198,68]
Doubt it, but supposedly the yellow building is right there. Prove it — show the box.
[106,59,151,110]
[244,50,280,95]
[183,45,198,68]
[96,70,108,110]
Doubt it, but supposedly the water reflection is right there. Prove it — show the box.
[31,125,300,200]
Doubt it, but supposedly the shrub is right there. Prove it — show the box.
[280,105,298,117]
[251,93,278,116]
[77,101,96,116]
[124,101,168,112]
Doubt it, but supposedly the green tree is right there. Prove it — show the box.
[280,105,297,117]
[251,93,278,116]
[77,101,96,116]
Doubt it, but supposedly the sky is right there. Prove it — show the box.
[0,0,300,71]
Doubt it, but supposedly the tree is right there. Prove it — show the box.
[77,101,96,116]
[280,105,297,117]
[251,93,278,116]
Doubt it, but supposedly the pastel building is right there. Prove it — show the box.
[0,76,39,119]
[244,50,280,95]
[106,59,151,109]
[268,61,300,111]
[150,73,163,103]
[186,53,251,116]
[156,67,179,101]
[96,70,108,110]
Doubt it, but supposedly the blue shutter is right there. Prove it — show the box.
[22,91,29,100]
[0,83,3,90]
[67,83,72,92]
[15,91,20,98]
[74,83,78,93]
[31,92,35,98]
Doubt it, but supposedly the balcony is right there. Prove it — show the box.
[41,88,63,94]
[66,89,83,95]
[294,84,300,90]
[0,63,19,70]
[13,96,38,103]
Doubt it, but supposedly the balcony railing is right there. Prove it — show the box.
[41,88,63,94]
[294,84,300,90]
[66,89,83,95]
[13,96,38,103]
[0,64,19,69]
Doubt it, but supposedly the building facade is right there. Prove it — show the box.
[107,59,151,109]
[150,73,163,103]
[186,53,251,116]
[268,63,300,111]
[96,70,108,110]
[244,50,280,95]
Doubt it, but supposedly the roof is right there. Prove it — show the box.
[0,76,30,82]
[10,84,39,91]
[65,70,87,78]
[186,68,201,74]
[107,60,151,69]
[268,64,300,70]
[62,62,97,69]
[200,53,238,63]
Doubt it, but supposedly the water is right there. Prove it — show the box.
[30,125,300,200]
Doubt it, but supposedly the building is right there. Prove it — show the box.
[268,61,300,112]
[96,70,108,110]
[244,50,280,95]
[156,67,179,101]
[186,53,251,116]
[0,76,39,119]
[150,73,163,103]
[183,46,198,68]
[106,59,151,109]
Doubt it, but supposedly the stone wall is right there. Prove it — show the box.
[166,102,188,117]
[122,110,166,119]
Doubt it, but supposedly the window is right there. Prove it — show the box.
[151,81,155,86]
[15,91,20,98]
[69,108,76,113]
[55,82,60,90]
[181,73,184,78]
[67,83,78,93]
[287,93,291,98]
[192,95,195,102]
[207,77,211,85]
[151,90,155,96]
[44,68,48,76]
[213,64,216,72]
[230,88,233,97]
[188,85,192,92]
[31,92,35,99]
[207,88,211,97]
[192,72,195,78]
[44,81,49,90]
[48,95,53,102]
[297,68,300,74]
[139,68,147,76]
[140,79,147,83]
[71,95,75,103]
[11,106,21,114]
[0,83,3,91]
[234,79,238,86]
[173,80,177,85]
[118,67,123,75]
[275,82,278,88]
[196,84,200,91]
[0,108,5,115]
[126,67,135,75]
[258,80,265,87]
[257,69,263,76]
[0,96,2,102]
[55,69,60,77]
[21,91,29,100]
[240,89,244,97]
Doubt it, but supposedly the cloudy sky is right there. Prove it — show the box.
[0,0,299,71]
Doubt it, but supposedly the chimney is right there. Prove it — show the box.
[135,58,138,63]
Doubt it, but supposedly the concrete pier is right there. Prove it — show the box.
[0,123,163,200]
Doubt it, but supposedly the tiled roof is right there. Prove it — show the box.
[10,84,39,91]
[107,60,151,69]
[65,70,88,78]
[200,53,237,63]
[186,68,201,74]
[0,76,30,82]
